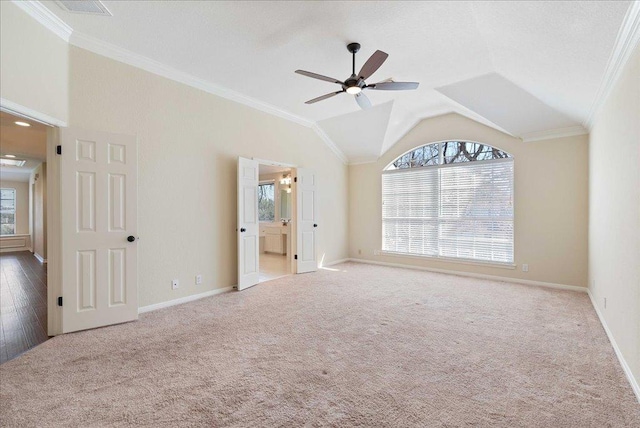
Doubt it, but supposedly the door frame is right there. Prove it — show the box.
[251,158,298,276]
[0,100,65,335]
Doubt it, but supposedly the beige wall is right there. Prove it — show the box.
[68,47,348,307]
[349,113,589,287]
[0,179,29,235]
[31,164,47,260]
[0,2,68,123]
[589,43,640,385]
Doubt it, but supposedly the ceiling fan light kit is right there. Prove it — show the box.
[295,42,419,110]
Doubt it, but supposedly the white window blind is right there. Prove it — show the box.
[382,158,514,263]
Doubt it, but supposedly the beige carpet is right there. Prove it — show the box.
[1,262,639,427]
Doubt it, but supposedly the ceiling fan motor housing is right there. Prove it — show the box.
[347,42,361,54]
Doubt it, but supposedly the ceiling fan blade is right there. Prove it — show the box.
[368,81,419,91]
[357,50,388,80]
[355,92,372,110]
[305,91,343,104]
[295,70,343,85]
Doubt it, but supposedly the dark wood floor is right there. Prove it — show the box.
[0,251,48,364]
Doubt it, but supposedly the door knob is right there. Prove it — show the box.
[127,235,137,242]
[313,224,318,228]
[240,228,246,232]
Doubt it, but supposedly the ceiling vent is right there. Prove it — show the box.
[55,1,112,16]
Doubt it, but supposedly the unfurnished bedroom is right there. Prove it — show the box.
[0,1,639,426]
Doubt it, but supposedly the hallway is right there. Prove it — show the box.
[0,251,48,363]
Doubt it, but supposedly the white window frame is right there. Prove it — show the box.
[0,187,17,236]
[381,141,515,268]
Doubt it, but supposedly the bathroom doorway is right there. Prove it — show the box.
[257,163,293,283]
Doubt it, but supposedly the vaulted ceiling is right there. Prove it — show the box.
[37,0,632,163]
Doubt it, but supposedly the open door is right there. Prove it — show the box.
[296,168,318,274]
[60,128,138,333]
[237,157,260,290]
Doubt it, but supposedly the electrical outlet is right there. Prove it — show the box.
[196,274,202,285]
[172,279,179,290]
[522,264,529,272]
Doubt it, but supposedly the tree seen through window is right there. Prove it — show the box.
[258,182,275,222]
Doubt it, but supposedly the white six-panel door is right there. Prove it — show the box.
[60,128,138,333]
[296,168,318,274]
[237,157,260,290]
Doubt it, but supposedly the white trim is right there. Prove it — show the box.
[138,286,234,314]
[0,247,30,253]
[345,258,587,293]
[0,98,67,127]
[11,0,72,42]
[33,252,47,264]
[70,32,313,127]
[12,2,348,164]
[70,31,348,164]
[320,258,350,268]
[252,158,297,168]
[348,156,381,166]
[311,124,348,164]
[379,251,517,270]
[587,290,640,402]
[585,1,640,129]
[521,125,588,143]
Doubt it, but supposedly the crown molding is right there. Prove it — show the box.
[0,98,68,127]
[70,31,348,164]
[10,1,348,164]
[584,0,640,130]
[348,156,380,166]
[70,32,314,128]
[521,125,588,143]
[310,124,348,164]
[11,0,72,42]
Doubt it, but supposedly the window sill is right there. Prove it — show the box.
[379,251,516,270]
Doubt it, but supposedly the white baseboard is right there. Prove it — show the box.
[345,258,587,293]
[34,253,47,264]
[321,258,351,267]
[138,286,234,314]
[587,290,640,402]
[0,247,29,253]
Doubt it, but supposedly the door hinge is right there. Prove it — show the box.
[57,296,63,306]
[294,254,298,260]
[294,177,297,183]
[56,145,62,155]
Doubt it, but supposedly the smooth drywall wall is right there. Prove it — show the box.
[349,113,588,288]
[589,43,640,386]
[0,2,68,123]
[0,179,29,235]
[68,46,348,307]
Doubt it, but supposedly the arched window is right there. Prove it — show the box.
[382,141,514,264]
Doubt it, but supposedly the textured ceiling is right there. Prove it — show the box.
[39,0,631,162]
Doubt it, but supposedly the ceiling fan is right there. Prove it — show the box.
[295,42,419,110]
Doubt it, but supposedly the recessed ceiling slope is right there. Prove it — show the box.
[435,73,585,140]
[31,1,632,162]
[318,101,394,163]
[470,1,632,127]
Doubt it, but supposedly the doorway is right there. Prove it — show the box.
[0,110,50,362]
[237,157,318,291]
[258,163,293,283]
